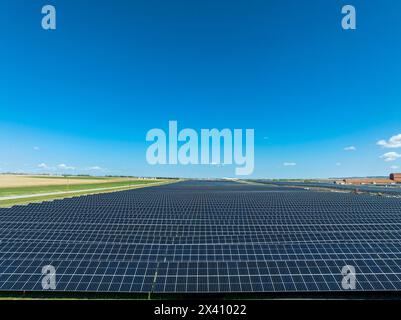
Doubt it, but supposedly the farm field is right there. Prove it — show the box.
[0,175,173,207]
[0,174,117,188]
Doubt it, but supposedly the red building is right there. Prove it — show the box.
[390,173,401,182]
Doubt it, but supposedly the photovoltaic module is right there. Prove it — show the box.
[1,180,401,293]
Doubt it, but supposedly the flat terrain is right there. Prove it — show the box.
[0,175,171,207]
[0,180,401,296]
[0,180,156,197]
[253,180,401,196]
[0,175,117,188]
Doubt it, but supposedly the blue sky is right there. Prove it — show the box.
[1,0,401,178]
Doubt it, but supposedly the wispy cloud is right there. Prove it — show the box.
[344,146,356,151]
[336,162,341,166]
[377,134,401,148]
[283,162,296,166]
[380,152,401,162]
[36,163,100,172]
[36,163,98,172]
[87,166,102,171]
[37,163,58,171]
[57,163,76,170]
[33,146,40,151]
[390,165,399,170]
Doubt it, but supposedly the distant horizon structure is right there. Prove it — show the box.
[390,173,401,182]
[335,173,401,185]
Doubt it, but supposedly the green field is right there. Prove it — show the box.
[0,184,166,208]
[0,176,177,208]
[0,180,157,197]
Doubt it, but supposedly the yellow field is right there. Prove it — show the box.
[0,175,173,207]
[0,175,130,188]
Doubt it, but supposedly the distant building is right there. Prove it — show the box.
[332,174,401,185]
[343,178,394,185]
[390,173,401,182]
[335,173,401,185]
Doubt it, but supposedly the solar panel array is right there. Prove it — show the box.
[1,180,401,293]
[261,180,401,195]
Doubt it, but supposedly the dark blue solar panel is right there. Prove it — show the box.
[260,180,401,195]
[1,180,401,293]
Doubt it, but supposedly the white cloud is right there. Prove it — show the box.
[390,165,399,170]
[380,152,401,162]
[344,146,356,151]
[37,163,48,169]
[377,134,401,149]
[33,146,40,151]
[88,166,102,171]
[283,162,296,166]
[57,163,76,170]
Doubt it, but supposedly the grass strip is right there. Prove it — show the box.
[0,180,177,208]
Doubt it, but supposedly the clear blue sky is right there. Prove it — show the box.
[1,0,401,178]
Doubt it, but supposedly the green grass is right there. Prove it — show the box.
[0,180,161,197]
[0,180,176,208]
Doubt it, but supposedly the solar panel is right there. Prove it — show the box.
[262,180,401,195]
[1,180,401,293]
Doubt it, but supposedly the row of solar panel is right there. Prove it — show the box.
[0,180,401,293]
[1,259,401,292]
